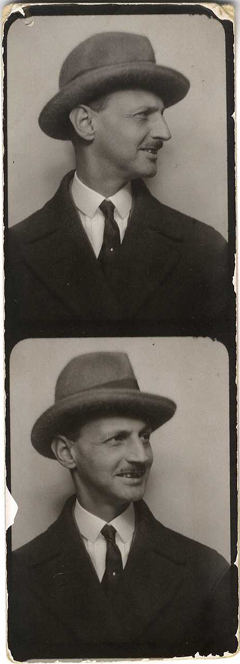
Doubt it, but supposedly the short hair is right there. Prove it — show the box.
[69,93,111,145]
[88,94,111,112]
[55,413,84,442]
[55,408,115,442]
[55,406,151,443]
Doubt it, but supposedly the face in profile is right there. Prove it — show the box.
[69,414,154,513]
[91,89,171,183]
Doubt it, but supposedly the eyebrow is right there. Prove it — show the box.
[129,104,165,115]
[98,425,152,444]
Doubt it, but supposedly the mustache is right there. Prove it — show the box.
[141,141,163,150]
[117,464,149,474]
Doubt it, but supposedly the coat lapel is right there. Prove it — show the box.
[108,180,184,317]
[109,500,187,642]
[27,497,187,645]
[21,173,183,321]
[22,172,124,321]
[26,496,121,643]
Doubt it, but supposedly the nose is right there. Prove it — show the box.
[150,112,171,142]
[126,434,152,465]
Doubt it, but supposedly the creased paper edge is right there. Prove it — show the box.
[5,487,18,530]
[199,3,234,21]
[2,3,26,26]
[1,2,235,28]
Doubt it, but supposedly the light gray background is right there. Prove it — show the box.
[10,337,230,561]
[7,12,228,237]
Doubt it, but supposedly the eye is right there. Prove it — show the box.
[107,433,127,446]
[135,111,149,119]
[141,432,151,444]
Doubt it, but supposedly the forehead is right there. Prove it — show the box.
[103,88,165,112]
[79,414,150,439]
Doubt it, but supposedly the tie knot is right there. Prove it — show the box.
[101,524,117,543]
[99,199,115,220]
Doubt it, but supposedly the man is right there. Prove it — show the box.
[8,32,228,331]
[8,352,236,661]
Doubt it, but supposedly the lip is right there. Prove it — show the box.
[116,474,146,484]
[116,470,147,483]
[140,148,159,160]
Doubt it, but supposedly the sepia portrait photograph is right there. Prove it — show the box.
[5,4,234,339]
[8,337,237,660]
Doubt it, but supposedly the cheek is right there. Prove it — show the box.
[147,449,154,466]
[103,123,139,154]
[75,451,98,477]
[83,453,113,480]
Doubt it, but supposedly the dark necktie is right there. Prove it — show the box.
[101,524,123,595]
[98,200,121,269]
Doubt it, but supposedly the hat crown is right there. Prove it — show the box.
[59,32,155,89]
[31,351,176,458]
[55,352,138,402]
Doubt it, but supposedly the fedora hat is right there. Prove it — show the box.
[39,31,190,140]
[31,352,176,458]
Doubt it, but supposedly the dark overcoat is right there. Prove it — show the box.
[8,496,237,661]
[7,172,228,331]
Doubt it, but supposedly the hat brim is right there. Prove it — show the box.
[31,388,176,459]
[39,62,190,140]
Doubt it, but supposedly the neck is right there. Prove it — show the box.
[75,151,129,197]
[82,502,130,522]
[75,490,130,522]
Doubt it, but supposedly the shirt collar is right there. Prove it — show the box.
[71,172,132,219]
[111,503,135,542]
[110,183,132,219]
[74,499,135,544]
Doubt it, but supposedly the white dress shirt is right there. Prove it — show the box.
[74,500,135,581]
[71,172,132,257]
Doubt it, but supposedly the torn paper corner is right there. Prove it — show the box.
[6,487,18,530]
[2,3,29,28]
[200,3,234,22]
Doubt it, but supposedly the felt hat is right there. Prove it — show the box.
[39,31,190,140]
[31,352,176,458]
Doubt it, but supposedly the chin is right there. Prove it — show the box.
[124,487,146,502]
[136,165,157,179]
[144,167,158,178]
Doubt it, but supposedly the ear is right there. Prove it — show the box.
[51,436,77,469]
[69,105,95,141]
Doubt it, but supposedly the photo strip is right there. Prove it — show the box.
[4,3,236,662]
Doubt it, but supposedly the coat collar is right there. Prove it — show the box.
[26,495,187,645]
[22,171,124,320]
[105,178,183,316]
[71,171,132,219]
[21,172,183,321]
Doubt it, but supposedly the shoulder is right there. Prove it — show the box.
[160,521,229,575]
[163,204,226,251]
[153,520,230,596]
[11,495,76,570]
[8,171,74,244]
[137,181,227,252]
[138,501,229,582]
[12,519,59,570]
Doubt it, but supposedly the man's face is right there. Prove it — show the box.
[92,89,171,183]
[70,415,153,513]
